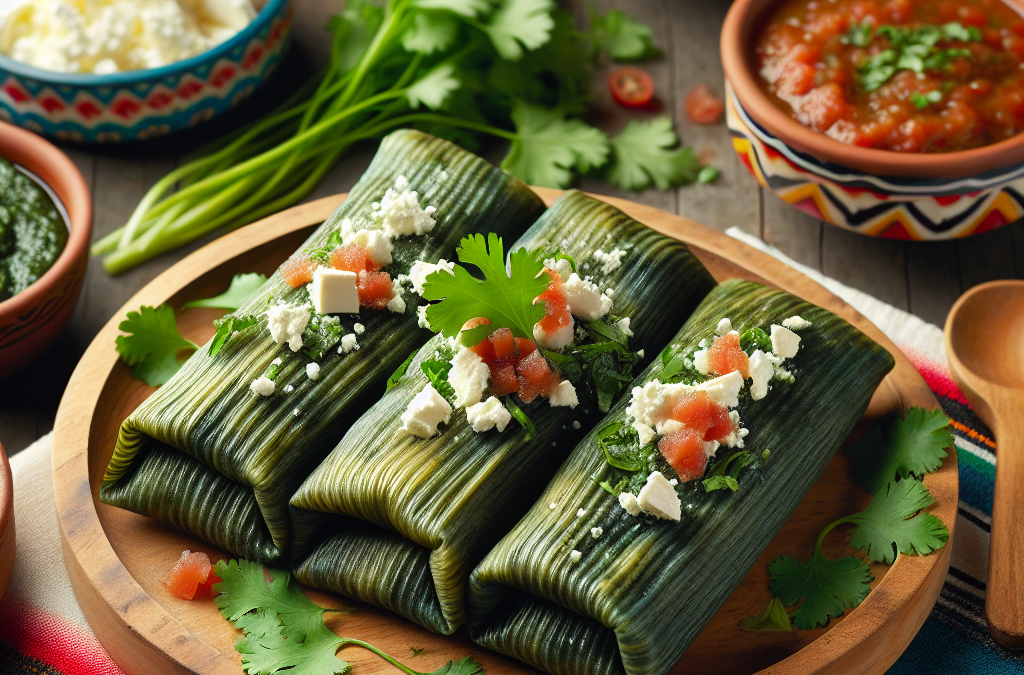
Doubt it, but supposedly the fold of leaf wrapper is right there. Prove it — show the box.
[467,280,896,675]
[288,190,717,635]
[99,130,547,563]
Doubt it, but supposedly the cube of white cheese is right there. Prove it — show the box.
[533,318,574,350]
[408,259,455,295]
[310,268,359,315]
[692,349,709,375]
[619,491,642,516]
[400,384,452,438]
[548,380,579,408]
[770,324,801,359]
[465,396,512,433]
[562,273,613,321]
[632,422,656,447]
[695,371,744,408]
[450,348,491,408]
[637,471,681,521]
[748,349,773,401]
[716,318,732,335]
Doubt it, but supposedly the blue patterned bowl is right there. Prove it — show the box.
[0,0,293,143]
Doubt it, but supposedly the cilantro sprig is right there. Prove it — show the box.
[753,407,952,631]
[422,233,547,346]
[215,559,484,675]
[850,21,981,92]
[115,305,198,387]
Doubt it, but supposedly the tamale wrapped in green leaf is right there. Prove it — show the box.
[289,190,717,635]
[468,280,896,675]
[100,130,546,563]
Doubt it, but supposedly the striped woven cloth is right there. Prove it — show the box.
[0,230,1018,674]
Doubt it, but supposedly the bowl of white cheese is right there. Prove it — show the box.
[0,0,292,142]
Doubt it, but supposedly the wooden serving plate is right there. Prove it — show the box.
[52,190,956,675]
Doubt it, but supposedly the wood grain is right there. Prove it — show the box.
[52,191,956,675]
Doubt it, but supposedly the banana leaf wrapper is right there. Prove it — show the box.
[289,190,718,635]
[100,130,546,564]
[468,279,896,675]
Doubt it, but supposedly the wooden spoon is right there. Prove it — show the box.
[945,279,1024,649]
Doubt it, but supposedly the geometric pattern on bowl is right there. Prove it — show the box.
[0,0,292,143]
[726,82,1024,240]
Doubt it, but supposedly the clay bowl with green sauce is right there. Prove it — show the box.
[0,121,91,379]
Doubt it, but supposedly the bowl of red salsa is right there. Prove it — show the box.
[722,0,1024,239]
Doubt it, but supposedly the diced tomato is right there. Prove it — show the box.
[490,361,519,397]
[279,256,316,288]
[609,67,655,108]
[707,332,750,379]
[684,84,725,124]
[356,270,394,310]
[658,429,709,482]
[489,328,518,360]
[331,244,374,274]
[537,284,572,335]
[800,83,849,132]
[160,550,212,601]
[194,572,222,599]
[516,350,554,402]
[515,338,538,358]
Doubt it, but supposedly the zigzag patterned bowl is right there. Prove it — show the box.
[0,0,293,143]
[721,0,1024,241]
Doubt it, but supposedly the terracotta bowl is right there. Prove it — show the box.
[0,441,13,600]
[0,121,92,379]
[721,0,1024,240]
[0,0,293,143]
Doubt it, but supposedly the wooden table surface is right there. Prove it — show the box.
[2,0,1023,457]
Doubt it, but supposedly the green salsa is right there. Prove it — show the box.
[0,158,67,301]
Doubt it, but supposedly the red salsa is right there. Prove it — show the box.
[755,0,1024,152]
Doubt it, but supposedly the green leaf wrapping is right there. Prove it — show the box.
[99,130,546,563]
[467,280,895,675]
[289,190,716,635]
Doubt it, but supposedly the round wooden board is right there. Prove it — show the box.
[52,189,957,675]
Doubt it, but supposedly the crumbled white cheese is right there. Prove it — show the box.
[748,350,773,401]
[284,385,294,393]
[548,380,579,408]
[693,349,709,375]
[669,478,679,486]
[577,508,587,518]
[306,363,321,381]
[533,318,574,350]
[562,273,613,321]
[372,175,437,238]
[619,491,642,516]
[572,420,581,430]
[656,419,684,435]
[293,408,300,416]
[590,527,604,539]
[626,373,743,430]
[569,550,582,563]
[340,333,359,353]
[637,471,681,521]
[637,349,645,358]
[400,383,452,438]
[592,248,626,274]
[549,503,557,510]
[542,257,574,282]
[781,315,813,330]
[417,305,431,329]
[387,293,406,314]
[270,358,282,366]
[449,348,490,408]
[354,323,365,335]
[703,440,720,458]
[346,228,394,266]
[249,376,274,397]
[716,318,733,335]
[616,317,634,337]
[770,324,801,359]
[408,259,455,295]
[267,302,310,352]
[466,396,512,433]
[309,268,359,315]
[606,287,616,297]
[633,421,656,447]
[696,372,744,408]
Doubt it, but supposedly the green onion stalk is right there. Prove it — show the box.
[93,0,545,274]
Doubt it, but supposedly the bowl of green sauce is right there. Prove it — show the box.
[0,121,91,379]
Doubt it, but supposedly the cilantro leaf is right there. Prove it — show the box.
[606,118,700,191]
[591,9,659,61]
[115,305,198,386]
[768,550,873,630]
[741,598,794,632]
[214,560,327,642]
[423,233,547,343]
[407,64,462,110]
[239,621,348,675]
[388,348,419,391]
[210,315,259,356]
[429,658,485,675]
[483,0,556,60]
[846,407,952,495]
[414,0,490,17]
[185,273,267,310]
[845,479,949,564]
[502,101,610,187]
[403,12,460,54]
